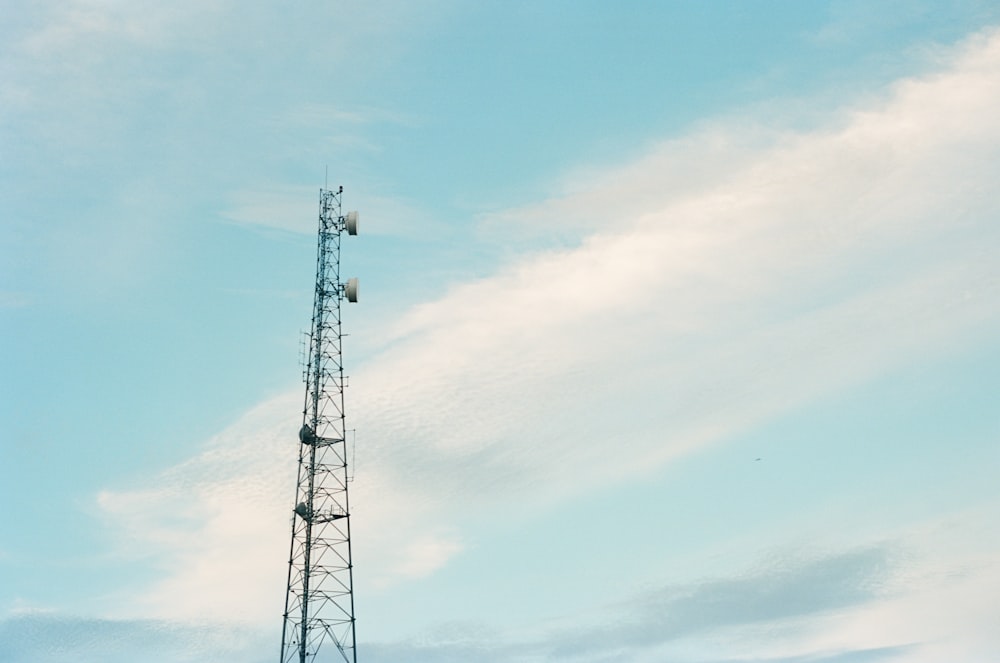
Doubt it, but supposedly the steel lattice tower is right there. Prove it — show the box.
[281,186,360,663]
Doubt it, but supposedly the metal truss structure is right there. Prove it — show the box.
[281,186,359,663]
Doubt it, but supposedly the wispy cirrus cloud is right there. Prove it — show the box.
[351,25,1000,515]
[83,23,1000,661]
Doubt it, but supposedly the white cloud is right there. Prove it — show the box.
[352,25,1000,513]
[219,185,437,238]
[218,185,320,235]
[14,0,196,56]
[93,392,465,621]
[92,26,1000,650]
[380,531,464,587]
[94,395,299,623]
[0,291,30,309]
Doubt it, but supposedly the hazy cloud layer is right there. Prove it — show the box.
[358,546,906,663]
[0,547,903,663]
[0,614,268,663]
[574,547,894,651]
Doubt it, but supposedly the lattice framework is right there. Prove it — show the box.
[281,187,357,663]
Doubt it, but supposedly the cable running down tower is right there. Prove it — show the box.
[281,186,360,663]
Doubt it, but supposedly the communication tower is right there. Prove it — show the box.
[281,186,360,663]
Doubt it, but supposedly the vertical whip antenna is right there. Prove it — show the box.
[280,186,361,663]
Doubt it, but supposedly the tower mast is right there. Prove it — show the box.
[281,186,360,663]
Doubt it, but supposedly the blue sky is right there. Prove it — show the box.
[2,1,1000,661]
